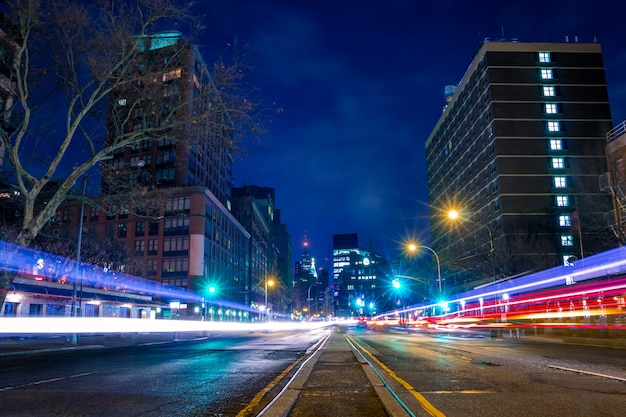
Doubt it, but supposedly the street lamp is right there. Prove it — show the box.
[406,243,442,293]
[307,282,317,318]
[264,278,274,322]
[448,209,496,282]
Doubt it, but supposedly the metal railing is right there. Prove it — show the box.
[607,120,626,142]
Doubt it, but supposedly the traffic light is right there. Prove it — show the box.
[207,284,217,296]
[392,279,401,289]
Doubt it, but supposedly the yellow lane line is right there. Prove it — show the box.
[236,332,332,417]
[235,354,306,417]
[346,334,447,417]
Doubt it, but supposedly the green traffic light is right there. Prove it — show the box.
[392,279,401,289]
[208,286,216,294]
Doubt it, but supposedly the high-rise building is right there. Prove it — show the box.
[94,32,253,318]
[426,40,616,291]
[293,237,317,317]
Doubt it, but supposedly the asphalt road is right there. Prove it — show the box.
[0,329,326,417]
[1,327,625,417]
[349,328,626,417]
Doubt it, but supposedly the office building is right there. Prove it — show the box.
[332,233,389,316]
[426,40,616,291]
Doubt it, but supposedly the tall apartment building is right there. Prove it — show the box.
[426,40,616,291]
[96,32,254,318]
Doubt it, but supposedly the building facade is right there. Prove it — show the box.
[426,40,616,291]
[600,120,626,244]
[73,32,277,320]
[332,233,390,316]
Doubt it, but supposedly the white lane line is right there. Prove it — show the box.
[548,365,626,382]
[0,371,97,391]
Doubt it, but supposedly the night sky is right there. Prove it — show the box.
[194,0,626,267]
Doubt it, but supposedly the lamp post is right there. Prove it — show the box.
[448,210,496,282]
[71,176,87,344]
[307,282,317,318]
[406,243,442,293]
[264,278,274,322]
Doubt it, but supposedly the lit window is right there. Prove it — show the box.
[540,69,553,79]
[556,195,569,207]
[538,51,551,63]
[545,103,558,114]
[547,121,560,132]
[554,176,567,188]
[550,139,563,150]
[543,86,556,97]
[118,98,127,106]
[559,215,571,227]
[552,157,564,169]
[561,235,574,246]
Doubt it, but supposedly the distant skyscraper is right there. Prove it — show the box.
[426,40,615,290]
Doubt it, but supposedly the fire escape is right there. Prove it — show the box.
[600,120,626,244]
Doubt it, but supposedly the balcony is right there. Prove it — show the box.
[607,120,626,143]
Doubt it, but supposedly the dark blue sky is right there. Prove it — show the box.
[194,0,626,267]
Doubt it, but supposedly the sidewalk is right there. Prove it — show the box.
[0,332,204,356]
[260,329,408,417]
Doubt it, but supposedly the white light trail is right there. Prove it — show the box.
[0,317,337,334]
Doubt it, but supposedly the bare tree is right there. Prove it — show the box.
[0,0,268,305]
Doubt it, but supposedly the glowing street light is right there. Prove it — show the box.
[264,278,275,322]
[406,243,442,293]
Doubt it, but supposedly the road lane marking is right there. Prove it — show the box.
[0,371,97,392]
[547,365,626,382]
[238,332,331,417]
[346,334,447,417]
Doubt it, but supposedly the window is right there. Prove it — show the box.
[162,68,182,82]
[538,51,551,63]
[540,69,553,79]
[164,217,190,235]
[163,237,189,254]
[156,168,175,182]
[550,139,563,150]
[118,98,127,106]
[135,221,145,236]
[146,259,157,276]
[118,223,128,238]
[547,121,561,132]
[545,103,558,114]
[543,86,556,97]
[551,157,565,169]
[148,239,158,255]
[162,258,188,273]
[554,176,567,188]
[134,240,145,255]
[556,195,569,207]
[148,221,159,236]
[561,235,574,247]
[165,196,191,212]
[559,215,571,227]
